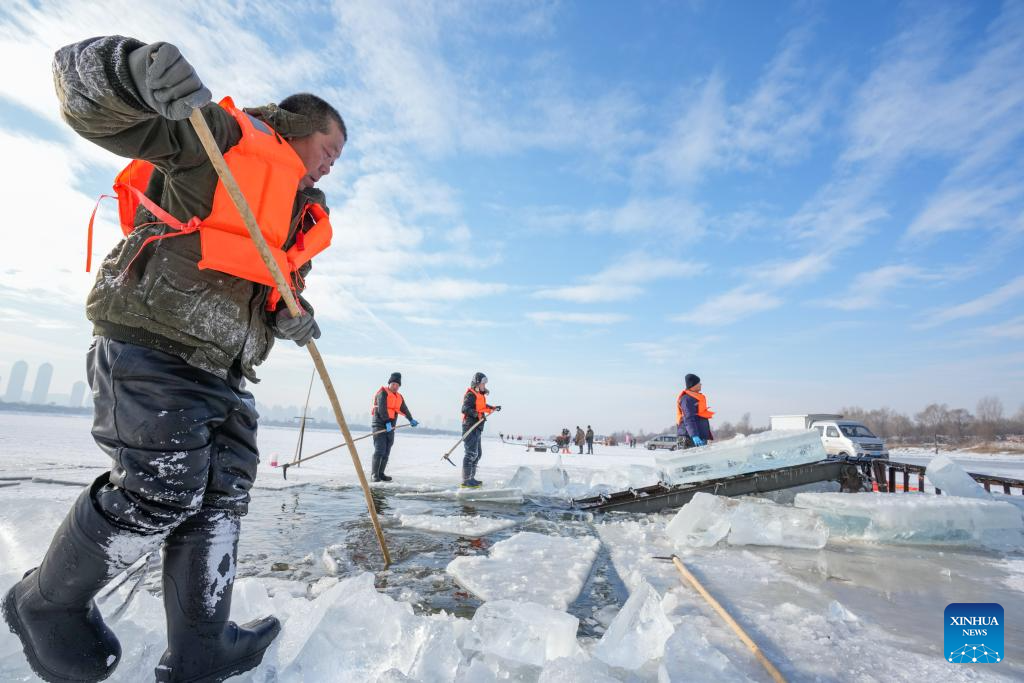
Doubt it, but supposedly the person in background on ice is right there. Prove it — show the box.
[560,427,572,453]
[3,37,346,683]
[575,426,586,454]
[461,372,500,488]
[586,425,595,454]
[370,372,417,482]
[678,373,715,449]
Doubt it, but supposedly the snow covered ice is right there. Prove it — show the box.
[655,429,825,485]
[398,513,516,538]
[795,491,1024,549]
[4,415,1024,681]
[447,531,600,609]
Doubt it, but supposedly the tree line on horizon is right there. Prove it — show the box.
[608,395,1024,445]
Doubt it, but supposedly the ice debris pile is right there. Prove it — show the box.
[446,531,600,610]
[665,492,829,550]
[655,429,825,485]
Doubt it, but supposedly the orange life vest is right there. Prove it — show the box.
[92,97,332,311]
[463,387,493,420]
[677,389,715,424]
[372,387,405,421]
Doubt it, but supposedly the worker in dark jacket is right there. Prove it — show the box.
[370,372,417,482]
[585,426,595,454]
[461,372,500,488]
[575,426,585,454]
[677,373,715,448]
[3,36,346,683]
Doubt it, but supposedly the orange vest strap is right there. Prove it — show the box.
[93,97,333,302]
[681,389,715,420]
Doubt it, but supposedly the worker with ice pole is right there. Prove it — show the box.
[460,372,501,488]
[2,36,348,683]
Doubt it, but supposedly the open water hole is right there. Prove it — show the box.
[236,484,629,638]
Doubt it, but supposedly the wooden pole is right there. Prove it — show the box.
[291,370,316,466]
[671,556,787,683]
[188,109,391,567]
[443,417,486,464]
[281,424,412,476]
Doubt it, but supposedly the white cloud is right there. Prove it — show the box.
[977,315,1024,340]
[637,26,832,186]
[526,311,628,325]
[672,286,782,326]
[826,264,932,311]
[921,275,1024,328]
[535,252,704,303]
[524,196,705,240]
[907,182,1023,240]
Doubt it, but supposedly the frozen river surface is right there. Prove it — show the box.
[1,413,1022,681]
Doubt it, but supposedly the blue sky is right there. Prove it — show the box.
[0,0,1022,435]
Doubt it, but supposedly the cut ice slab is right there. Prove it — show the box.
[656,429,825,486]
[394,487,524,504]
[728,498,829,549]
[397,513,516,538]
[795,492,1024,549]
[462,599,581,667]
[447,531,600,610]
[665,492,828,550]
[592,581,674,671]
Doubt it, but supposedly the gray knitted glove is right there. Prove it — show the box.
[128,42,211,119]
[273,308,321,346]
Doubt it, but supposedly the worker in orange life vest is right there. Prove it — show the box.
[370,372,417,482]
[3,37,345,683]
[461,372,501,488]
[677,373,715,448]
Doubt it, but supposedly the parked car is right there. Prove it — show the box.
[646,434,682,451]
[769,413,889,459]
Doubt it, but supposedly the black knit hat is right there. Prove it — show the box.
[388,372,402,386]
[685,373,700,389]
[471,372,487,386]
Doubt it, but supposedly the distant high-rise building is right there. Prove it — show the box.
[30,362,54,405]
[4,360,28,403]
[69,381,87,408]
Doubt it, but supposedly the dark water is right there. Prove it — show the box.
[237,484,629,637]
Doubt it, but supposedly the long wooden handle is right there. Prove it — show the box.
[284,423,412,472]
[443,417,486,460]
[188,109,391,567]
[672,556,787,683]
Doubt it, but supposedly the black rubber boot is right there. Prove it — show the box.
[155,509,280,683]
[2,483,155,683]
[470,465,483,488]
[460,465,479,488]
[371,453,383,482]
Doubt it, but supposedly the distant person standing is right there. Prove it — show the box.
[585,426,594,454]
[678,373,714,448]
[575,426,585,454]
[461,372,500,488]
[370,372,417,482]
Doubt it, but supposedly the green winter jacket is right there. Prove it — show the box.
[54,35,325,382]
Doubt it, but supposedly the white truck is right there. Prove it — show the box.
[769,414,889,460]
